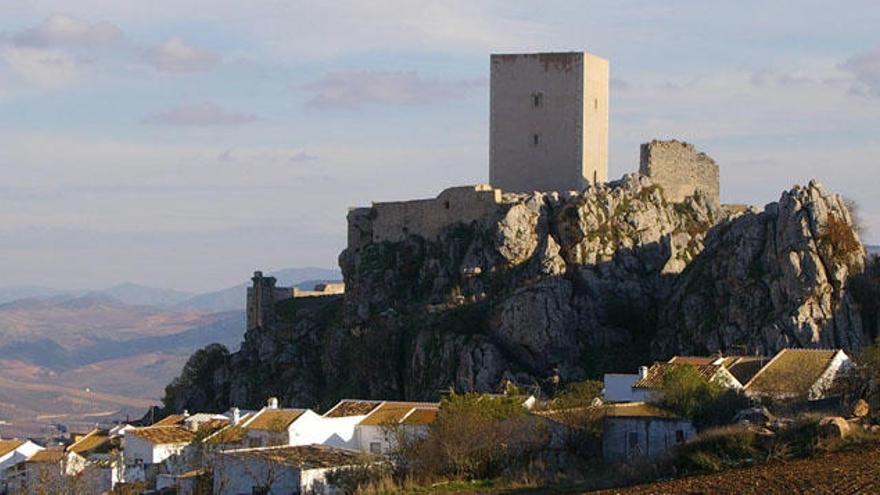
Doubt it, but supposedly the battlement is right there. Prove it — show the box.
[639,140,720,206]
[347,185,505,250]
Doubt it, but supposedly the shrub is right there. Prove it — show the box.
[674,426,760,474]
[392,392,549,481]
[655,366,750,428]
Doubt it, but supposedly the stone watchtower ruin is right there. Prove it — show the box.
[490,51,609,192]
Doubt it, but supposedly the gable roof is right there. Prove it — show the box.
[725,356,770,385]
[127,426,196,445]
[400,408,438,426]
[358,402,439,426]
[153,414,187,426]
[0,440,26,458]
[744,349,840,397]
[220,444,374,469]
[605,402,680,419]
[204,424,247,445]
[244,409,306,432]
[67,429,110,455]
[26,449,66,464]
[632,362,722,390]
[323,400,382,418]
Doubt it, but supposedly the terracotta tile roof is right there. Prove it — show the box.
[358,402,439,426]
[221,444,375,469]
[245,409,305,432]
[0,440,25,457]
[197,419,230,436]
[745,349,839,397]
[633,363,721,390]
[204,424,247,445]
[127,426,196,445]
[67,430,110,455]
[323,400,382,418]
[27,449,65,463]
[400,408,438,426]
[605,402,679,419]
[153,414,187,426]
[726,356,770,386]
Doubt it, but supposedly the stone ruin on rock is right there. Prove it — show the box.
[246,271,344,331]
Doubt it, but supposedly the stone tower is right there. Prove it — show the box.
[490,51,609,193]
[246,271,294,331]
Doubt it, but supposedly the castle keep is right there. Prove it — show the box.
[490,52,609,193]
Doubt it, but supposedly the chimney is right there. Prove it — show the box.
[183,409,190,417]
[267,397,279,410]
[231,407,241,424]
[638,366,649,379]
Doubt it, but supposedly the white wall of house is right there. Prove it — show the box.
[810,351,852,400]
[353,424,428,455]
[123,436,188,465]
[0,442,42,492]
[602,417,695,463]
[296,415,366,449]
[214,456,300,495]
[604,374,640,402]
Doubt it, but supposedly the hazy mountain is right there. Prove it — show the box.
[0,285,68,305]
[174,267,342,312]
[0,293,244,436]
[93,282,195,307]
[868,245,879,255]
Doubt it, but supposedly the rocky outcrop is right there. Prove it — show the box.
[655,181,866,356]
[163,177,868,413]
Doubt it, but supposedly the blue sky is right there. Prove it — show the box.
[1,1,879,292]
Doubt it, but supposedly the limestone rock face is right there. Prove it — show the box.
[163,177,869,412]
[655,181,866,356]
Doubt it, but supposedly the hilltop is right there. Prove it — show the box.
[163,176,870,413]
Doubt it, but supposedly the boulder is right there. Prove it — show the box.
[733,406,775,426]
[853,399,870,418]
[818,416,851,439]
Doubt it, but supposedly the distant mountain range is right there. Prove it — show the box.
[868,245,879,255]
[0,266,342,310]
[0,266,340,436]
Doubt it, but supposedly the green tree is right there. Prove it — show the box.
[655,366,749,428]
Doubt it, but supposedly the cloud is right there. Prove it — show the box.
[0,45,81,89]
[302,70,482,110]
[143,102,258,126]
[146,37,217,73]
[13,14,123,47]
[840,47,880,96]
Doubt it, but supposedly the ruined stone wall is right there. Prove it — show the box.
[348,185,505,249]
[639,140,720,206]
[293,282,345,298]
[246,272,294,331]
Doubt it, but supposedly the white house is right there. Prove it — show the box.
[602,402,696,463]
[618,357,745,402]
[0,439,43,493]
[123,425,196,484]
[354,402,439,455]
[23,449,87,493]
[214,444,376,495]
[743,349,852,401]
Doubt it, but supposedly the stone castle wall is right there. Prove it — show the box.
[347,185,505,250]
[639,140,720,206]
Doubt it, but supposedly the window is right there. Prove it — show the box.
[369,442,382,454]
[444,200,450,210]
[532,92,543,108]
[675,429,686,443]
[594,98,598,110]
[532,133,541,147]
[627,432,639,448]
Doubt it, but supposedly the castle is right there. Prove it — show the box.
[347,51,721,249]
[250,51,722,321]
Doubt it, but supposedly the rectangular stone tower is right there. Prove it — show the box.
[490,51,609,193]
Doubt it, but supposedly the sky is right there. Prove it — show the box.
[1,1,879,292]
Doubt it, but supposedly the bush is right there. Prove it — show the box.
[655,366,751,428]
[674,426,760,474]
[393,392,549,481]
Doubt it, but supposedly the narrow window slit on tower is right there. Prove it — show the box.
[532,92,543,108]
[532,134,540,146]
